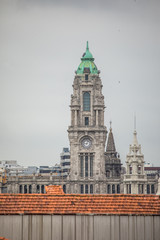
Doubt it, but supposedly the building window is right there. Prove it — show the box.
[19,185,22,193]
[90,154,93,177]
[90,184,93,194]
[85,154,88,177]
[151,184,154,194]
[107,185,111,194]
[138,165,141,174]
[29,185,32,194]
[83,92,90,111]
[147,184,150,194]
[112,184,115,194]
[129,165,132,174]
[129,184,131,194]
[85,117,89,126]
[41,185,44,194]
[80,154,84,177]
[63,185,66,193]
[85,185,88,194]
[37,185,40,193]
[24,185,27,194]
[117,184,120,193]
[85,74,88,81]
[80,185,84,194]
[106,170,110,178]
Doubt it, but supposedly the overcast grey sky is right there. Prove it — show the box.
[0,0,160,167]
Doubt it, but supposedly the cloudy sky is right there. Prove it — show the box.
[0,0,160,167]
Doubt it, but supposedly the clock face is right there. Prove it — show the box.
[82,138,92,149]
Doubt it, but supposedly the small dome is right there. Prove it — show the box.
[76,41,98,74]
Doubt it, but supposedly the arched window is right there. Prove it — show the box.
[90,185,93,194]
[37,185,40,193]
[63,185,66,193]
[24,185,27,194]
[151,184,154,194]
[83,92,90,111]
[129,165,132,174]
[107,185,111,194]
[85,184,88,194]
[117,184,120,193]
[112,184,115,194]
[19,185,22,193]
[41,185,44,194]
[80,185,84,194]
[29,185,32,194]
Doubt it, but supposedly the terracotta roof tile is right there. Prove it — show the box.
[0,238,10,240]
[45,185,64,194]
[0,192,159,216]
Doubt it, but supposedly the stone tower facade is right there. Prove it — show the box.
[124,130,147,194]
[67,42,107,194]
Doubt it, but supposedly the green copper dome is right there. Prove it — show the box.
[76,41,99,74]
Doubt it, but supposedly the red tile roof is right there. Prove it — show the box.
[0,193,159,216]
[45,185,64,194]
[0,237,10,240]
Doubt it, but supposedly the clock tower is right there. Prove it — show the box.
[68,42,107,194]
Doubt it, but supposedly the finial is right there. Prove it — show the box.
[110,121,112,131]
[134,113,136,131]
[86,41,89,51]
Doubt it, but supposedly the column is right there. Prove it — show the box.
[75,110,77,126]
[96,110,98,126]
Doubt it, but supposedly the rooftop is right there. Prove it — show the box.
[0,185,159,216]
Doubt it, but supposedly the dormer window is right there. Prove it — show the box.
[85,74,88,81]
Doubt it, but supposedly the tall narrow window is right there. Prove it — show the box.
[41,185,44,194]
[141,184,144,194]
[147,184,150,194]
[63,185,66,193]
[90,154,93,177]
[85,74,88,81]
[85,117,89,126]
[151,184,154,194]
[90,185,93,194]
[80,185,84,194]
[80,155,84,177]
[19,185,22,193]
[29,185,32,194]
[85,154,88,177]
[85,185,88,194]
[129,184,131,194]
[37,185,40,193]
[129,166,132,174]
[112,184,115,194]
[24,185,27,194]
[117,184,120,193]
[83,92,90,111]
[107,185,111,194]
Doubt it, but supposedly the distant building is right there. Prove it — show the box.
[60,148,70,176]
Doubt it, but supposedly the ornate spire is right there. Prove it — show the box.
[106,123,116,152]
